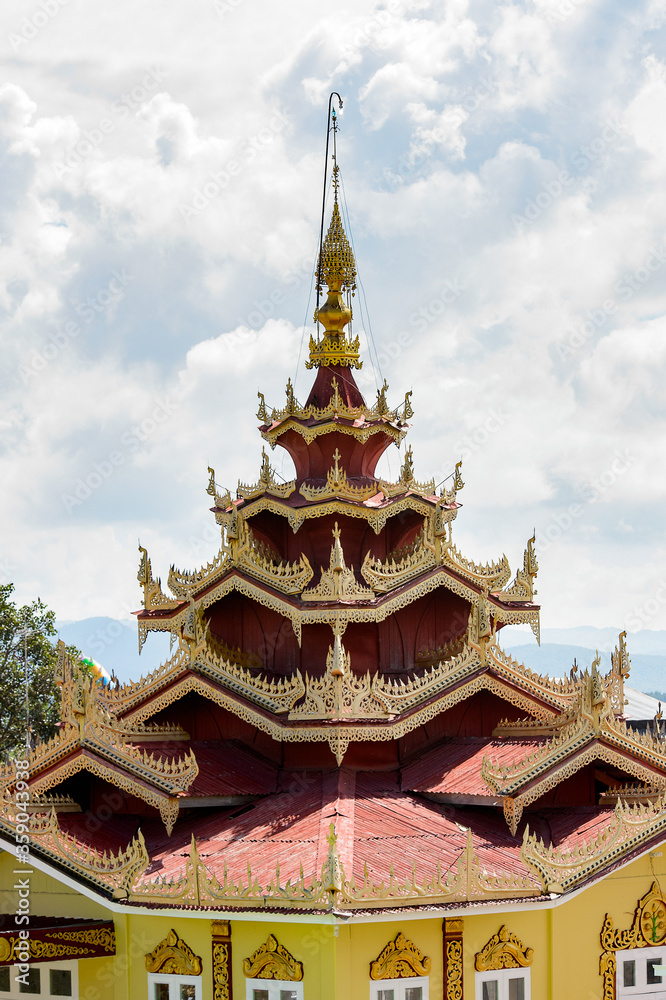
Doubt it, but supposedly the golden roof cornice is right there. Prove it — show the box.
[30,751,183,834]
[136,561,540,660]
[493,534,538,603]
[138,546,180,611]
[301,522,375,601]
[380,446,435,498]
[299,449,379,503]
[258,376,412,431]
[128,824,538,911]
[115,652,557,765]
[522,798,666,894]
[216,491,452,536]
[237,449,296,501]
[0,799,149,897]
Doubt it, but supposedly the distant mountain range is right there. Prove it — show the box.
[56,618,666,697]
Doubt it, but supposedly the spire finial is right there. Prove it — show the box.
[307,93,361,371]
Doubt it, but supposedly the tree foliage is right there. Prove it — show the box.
[0,583,79,757]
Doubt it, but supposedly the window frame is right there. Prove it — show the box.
[146,971,203,1000]
[616,945,666,996]
[474,966,531,1000]
[0,960,79,999]
[244,981,304,1000]
[368,975,430,1000]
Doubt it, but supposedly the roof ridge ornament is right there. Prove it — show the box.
[307,93,362,370]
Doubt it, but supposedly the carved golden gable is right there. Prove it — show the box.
[145,929,202,976]
[474,925,533,971]
[369,932,431,980]
[242,934,303,982]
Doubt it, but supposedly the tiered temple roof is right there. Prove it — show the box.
[4,176,666,917]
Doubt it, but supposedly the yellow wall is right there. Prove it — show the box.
[4,844,666,998]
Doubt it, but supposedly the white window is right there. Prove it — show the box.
[0,961,78,998]
[245,983,303,1000]
[147,972,203,1000]
[616,946,666,996]
[475,968,530,1000]
[369,977,429,1000]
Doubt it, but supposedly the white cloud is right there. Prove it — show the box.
[0,0,665,638]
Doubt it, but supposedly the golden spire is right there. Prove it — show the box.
[315,180,357,296]
[307,98,361,370]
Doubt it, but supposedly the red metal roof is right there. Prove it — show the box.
[401,737,548,797]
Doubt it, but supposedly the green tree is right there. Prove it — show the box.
[0,583,80,757]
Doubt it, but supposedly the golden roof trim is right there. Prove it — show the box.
[128,824,538,911]
[0,801,149,897]
[522,798,666,894]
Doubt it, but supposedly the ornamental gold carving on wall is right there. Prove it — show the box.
[145,929,202,976]
[475,925,534,971]
[212,921,232,1000]
[369,932,431,980]
[600,882,666,1000]
[242,934,303,981]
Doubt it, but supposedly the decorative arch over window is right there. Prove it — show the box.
[145,929,203,976]
[475,925,534,972]
[369,932,431,980]
[600,881,666,999]
[242,934,303,981]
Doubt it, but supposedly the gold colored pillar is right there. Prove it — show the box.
[211,920,232,1000]
[443,918,464,1000]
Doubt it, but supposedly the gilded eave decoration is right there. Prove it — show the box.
[522,796,666,894]
[0,800,149,898]
[242,935,303,981]
[145,929,203,976]
[600,883,666,1000]
[475,926,534,971]
[369,932,431,980]
[128,823,538,911]
[0,922,115,966]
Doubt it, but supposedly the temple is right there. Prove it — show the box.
[2,147,666,1000]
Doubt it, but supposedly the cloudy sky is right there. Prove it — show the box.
[1,0,665,645]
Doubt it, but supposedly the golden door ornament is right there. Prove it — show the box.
[474,925,534,971]
[600,882,666,1000]
[369,932,431,980]
[144,929,202,976]
[242,934,303,981]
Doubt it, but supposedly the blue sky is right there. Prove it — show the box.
[1,0,666,635]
